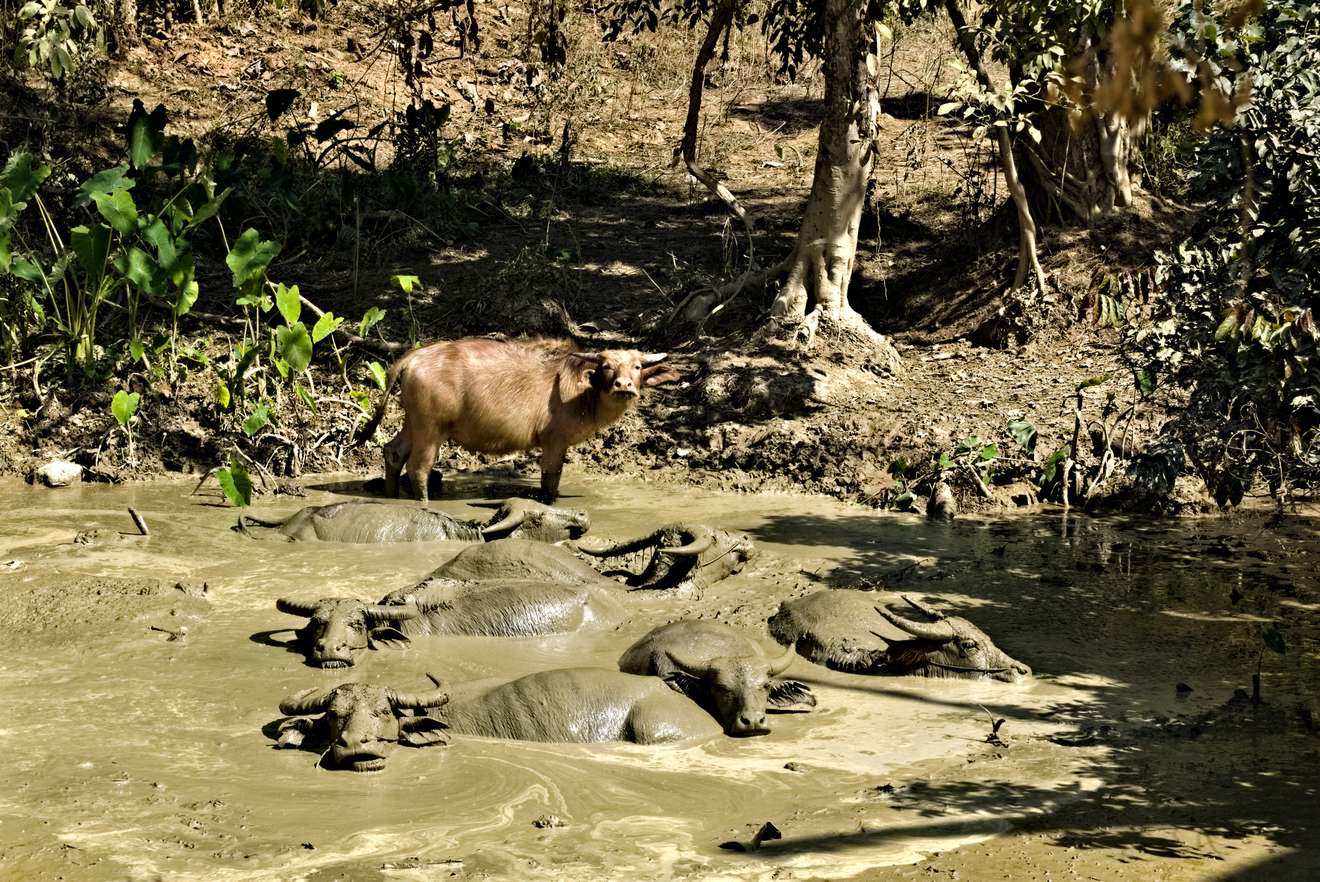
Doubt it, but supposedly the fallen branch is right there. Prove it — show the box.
[668,257,791,326]
[298,293,409,357]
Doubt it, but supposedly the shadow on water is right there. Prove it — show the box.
[738,506,1320,872]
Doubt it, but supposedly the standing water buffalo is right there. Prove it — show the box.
[355,336,679,504]
[443,668,722,745]
[768,590,1032,682]
[575,524,754,592]
[275,679,450,772]
[238,498,589,543]
[617,621,812,736]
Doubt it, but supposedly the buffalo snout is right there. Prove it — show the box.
[730,710,770,737]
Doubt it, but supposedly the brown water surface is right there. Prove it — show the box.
[0,475,1316,881]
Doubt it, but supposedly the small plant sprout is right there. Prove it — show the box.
[111,388,139,463]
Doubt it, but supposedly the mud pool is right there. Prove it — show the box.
[0,475,1316,881]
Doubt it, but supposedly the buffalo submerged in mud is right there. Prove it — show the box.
[238,497,589,543]
[618,620,814,735]
[576,523,755,592]
[355,336,679,504]
[276,670,721,766]
[769,590,1032,681]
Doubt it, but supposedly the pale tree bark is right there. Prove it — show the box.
[943,0,1047,293]
[763,0,896,363]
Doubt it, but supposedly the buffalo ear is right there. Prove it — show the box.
[767,679,817,713]
[642,365,680,386]
[368,627,411,650]
[400,716,450,748]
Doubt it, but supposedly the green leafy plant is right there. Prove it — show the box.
[214,458,253,509]
[15,0,102,90]
[110,388,139,462]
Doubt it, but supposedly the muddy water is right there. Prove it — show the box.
[0,475,1315,882]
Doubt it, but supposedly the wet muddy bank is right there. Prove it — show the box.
[0,475,1316,881]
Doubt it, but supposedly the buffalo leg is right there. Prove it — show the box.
[539,444,567,503]
[383,429,409,499]
[406,431,443,507]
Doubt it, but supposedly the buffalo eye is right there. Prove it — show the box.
[958,639,979,652]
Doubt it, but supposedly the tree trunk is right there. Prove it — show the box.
[944,0,1047,293]
[765,0,894,363]
[1019,43,1136,225]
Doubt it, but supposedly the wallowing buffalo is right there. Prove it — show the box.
[443,668,722,745]
[576,524,754,592]
[238,498,589,543]
[418,538,609,586]
[275,679,450,772]
[768,590,1032,682]
[277,580,621,668]
[355,336,678,504]
[617,621,813,736]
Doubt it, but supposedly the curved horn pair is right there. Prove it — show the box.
[876,606,956,643]
[279,686,334,716]
[573,352,605,365]
[659,532,714,557]
[388,676,450,710]
[276,597,321,618]
[480,505,527,537]
[365,604,422,623]
[642,352,668,366]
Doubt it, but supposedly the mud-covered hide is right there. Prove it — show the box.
[442,668,722,745]
[242,502,484,543]
[477,498,591,542]
[576,524,755,592]
[768,590,1032,682]
[617,620,811,736]
[377,578,623,637]
[274,597,422,668]
[428,539,608,585]
[274,680,450,772]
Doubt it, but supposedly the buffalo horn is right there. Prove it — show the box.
[573,352,605,365]
[876,606,956,642]
[480,507,526,537]
[276,597,319,618]
[365,604,422,623]
[279,687,334,716]
[902,595,947,621]
[659,532,714,557]
[767,640,797,676]
[664,649,717,681]
[641,352,669,366]
[388,679,450,710]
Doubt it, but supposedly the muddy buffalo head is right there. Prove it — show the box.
[577,350,676,402]
[663,642,796,736]
[276,597,421,668]
[479,498,591,542]
[577,524,755,591]
[278,680,449,772]
[875,597,1031,682]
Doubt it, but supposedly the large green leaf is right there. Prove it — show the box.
[311,311,342,343]
[215,461,252,508]
[91,188,139,235]
[359,306,385,336]
[175,277,199,317]
[115,246,162,295]
[110,389,139,427]
[242,404,271,437]
[275,282,300,325]
[390,274,420,294]
[367,360,387,390]
[70,223,112,276]
[1007,418,1037,454]
[126,100,167,170]
[227,228,281,289]
[276,322,313,373]
[142,218,178,272]
[76,165,133,205]
[0,150,51,212]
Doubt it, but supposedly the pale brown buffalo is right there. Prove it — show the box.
[356,337,676,504]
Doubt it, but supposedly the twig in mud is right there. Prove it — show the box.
[128,508,149,536]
